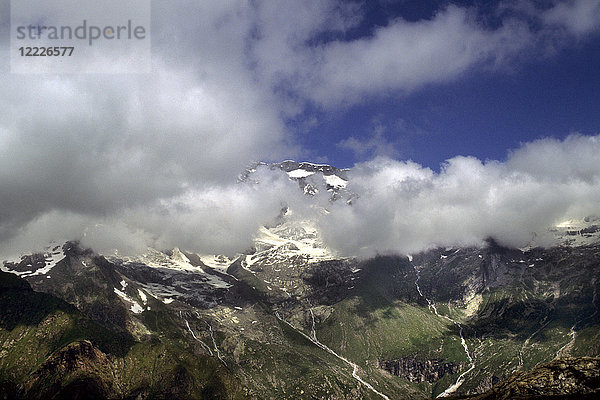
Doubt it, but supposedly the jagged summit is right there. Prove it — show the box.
[239,160,352,198]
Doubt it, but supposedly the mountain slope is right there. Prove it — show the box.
[0,270,243,399]
[456,357,600,400]
[3,239,599,398]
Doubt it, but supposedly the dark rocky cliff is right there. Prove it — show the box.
[379,356,461,383]
[454,357,600,400]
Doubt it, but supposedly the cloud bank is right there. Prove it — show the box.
[320,134,600,257]
[1,1,600,258]
[2,134,599,260]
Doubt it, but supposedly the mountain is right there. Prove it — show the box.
[240,160,353,200]
[0,259,240,399]
[1,161,600,399]
[456,357,600,400]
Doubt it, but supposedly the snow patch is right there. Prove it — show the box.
[323,174,347,188]
[287,169,314,178]
[114,287,144,314]
[249,222,337,265]
[130,302,144,314]
[198,254,233,271]
[138,289,148,305]
[124,248,232,290]
[17,245,66,278]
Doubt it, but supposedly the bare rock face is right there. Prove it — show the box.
[466,357,600,400]
[473,374,502,394]
[379,357,461,383]
[25,340,116,399]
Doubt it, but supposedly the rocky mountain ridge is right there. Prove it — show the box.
[456,357,600,400]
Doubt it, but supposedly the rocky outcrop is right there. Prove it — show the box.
[25,340,117,399]
[472,374,502,394]
[463,357,600,400]
[379,356,461,383]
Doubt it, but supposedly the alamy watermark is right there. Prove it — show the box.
[11,0,151,73]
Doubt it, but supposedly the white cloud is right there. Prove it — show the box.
[309,6,531,105]
[251,0,600,107]
[337,119,401,159]
[0,168,307,259]
[0,0,297,239]
[319,134,600,257]
[1,134,599,260]
[542,0,600,37]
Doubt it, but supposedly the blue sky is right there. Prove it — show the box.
[292,0,600,169]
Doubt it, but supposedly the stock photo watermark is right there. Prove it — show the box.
[11,0,151,73]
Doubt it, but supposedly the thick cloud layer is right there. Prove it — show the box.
[2,134,599,260]
[1,1,600,258]
[320,134,600,257]
[1,168,307,259]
